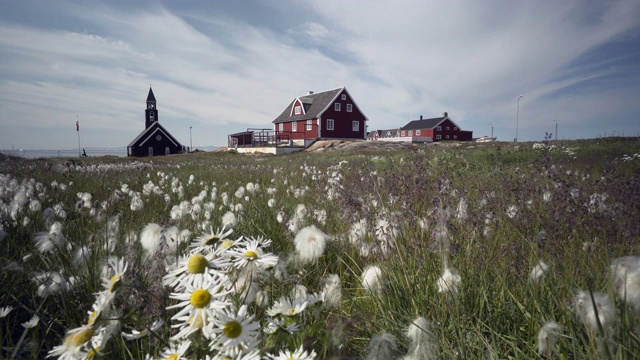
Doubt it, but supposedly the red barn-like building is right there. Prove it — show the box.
[401,113,472,142]
[272,87,368,146]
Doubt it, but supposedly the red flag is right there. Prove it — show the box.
[76,121,79,132]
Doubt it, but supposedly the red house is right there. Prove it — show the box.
[272,87,368,146]
[400,113,473,142]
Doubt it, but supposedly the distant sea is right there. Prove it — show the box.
[2,146,221,159]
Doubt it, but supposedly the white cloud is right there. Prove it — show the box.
[0,0,639,149]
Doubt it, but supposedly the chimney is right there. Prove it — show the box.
[308,91,314,95]
[420,115,423,120]
[443,112,448,117]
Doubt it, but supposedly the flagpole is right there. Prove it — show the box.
[77,116,81,158]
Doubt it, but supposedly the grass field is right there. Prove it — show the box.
[1,137,639,359]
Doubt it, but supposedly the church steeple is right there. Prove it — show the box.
[145,87,158,129]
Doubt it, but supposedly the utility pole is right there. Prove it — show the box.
[553,119,558,141]
[189,126,192,152]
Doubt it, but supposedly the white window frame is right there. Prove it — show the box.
[346,104,352,112]
[416,130,421,136]
[327,119,334,130]
[446,126,450,130]
[453,135,457,139]
[335,103,341,111]
[401,131,406,136]
[352,121,359,132]
[341,94,346,100]
[294,106,301,115]
[292,122,297,132]
[408,130,413,136]
[446,135,450,139]
[436,126,442,131]
[279,123,283,131]
[454,126,458,130]
[436,135,442,140]
[306,119,312,131]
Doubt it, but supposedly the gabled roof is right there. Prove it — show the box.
[402,117,446,131]
[367,128,400,139]
[273,88,343,124]
[128,122,181,148]
[146,87,156,102]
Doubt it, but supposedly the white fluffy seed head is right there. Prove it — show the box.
[361,265,383,296]
[293,225,326,263]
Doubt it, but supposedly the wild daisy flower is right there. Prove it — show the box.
[101,257,128,294]
[437,267,461,298]
[121,320,164,341]
[266,296,309,317]
[229,238,278,271]
[21,314,39,329]
[266,345,317,360]
[189,226,234,253]
[163,252,231,290]
[536,321,562,357]
[48,324,97,359]
[0,306,14,318]
[168,275,231,340]
[158,340,191,360]
[361,265,383,296]
[506,204,519,219]
[264,318,301,334]
[294,225,326,263]
[209,304,260,355]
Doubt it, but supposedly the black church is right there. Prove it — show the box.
[127,88,184,157]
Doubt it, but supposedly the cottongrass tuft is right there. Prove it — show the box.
[529,260,550,283]
[294,225,327,263]
[403,316,439,360]
[573,289,615,336]
[139,223,163,257]
[537,321,562,357]
[436,267,461,298]
[365,332,398,360]
[610,256,640,312]
[361,265,383,296]
[323,274,342,308]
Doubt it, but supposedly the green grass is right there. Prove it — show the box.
[1,138,640,359]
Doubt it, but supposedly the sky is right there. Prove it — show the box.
[1,0,640,150]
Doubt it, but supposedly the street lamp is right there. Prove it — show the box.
[553,119,558,141]
[515,95,523,142]
[189,126,192,152]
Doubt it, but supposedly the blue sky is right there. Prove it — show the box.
[1,0,639,150]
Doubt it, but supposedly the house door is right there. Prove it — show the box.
[148,147,153,156]
[165,147,170,155]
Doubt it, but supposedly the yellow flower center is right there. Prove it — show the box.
[166,354,178,360]
[109,275,121,292]
[223,320,242,338]
[88,310,98,325]
[64,327,95,347]
[190,289,212,308]
[205,235,219,246]
[221,239,234,250]
[244,250,258,259]
[288,308,296,315]
[287,358,294,360]
[87,346,100,359]
[187,254,208,274]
